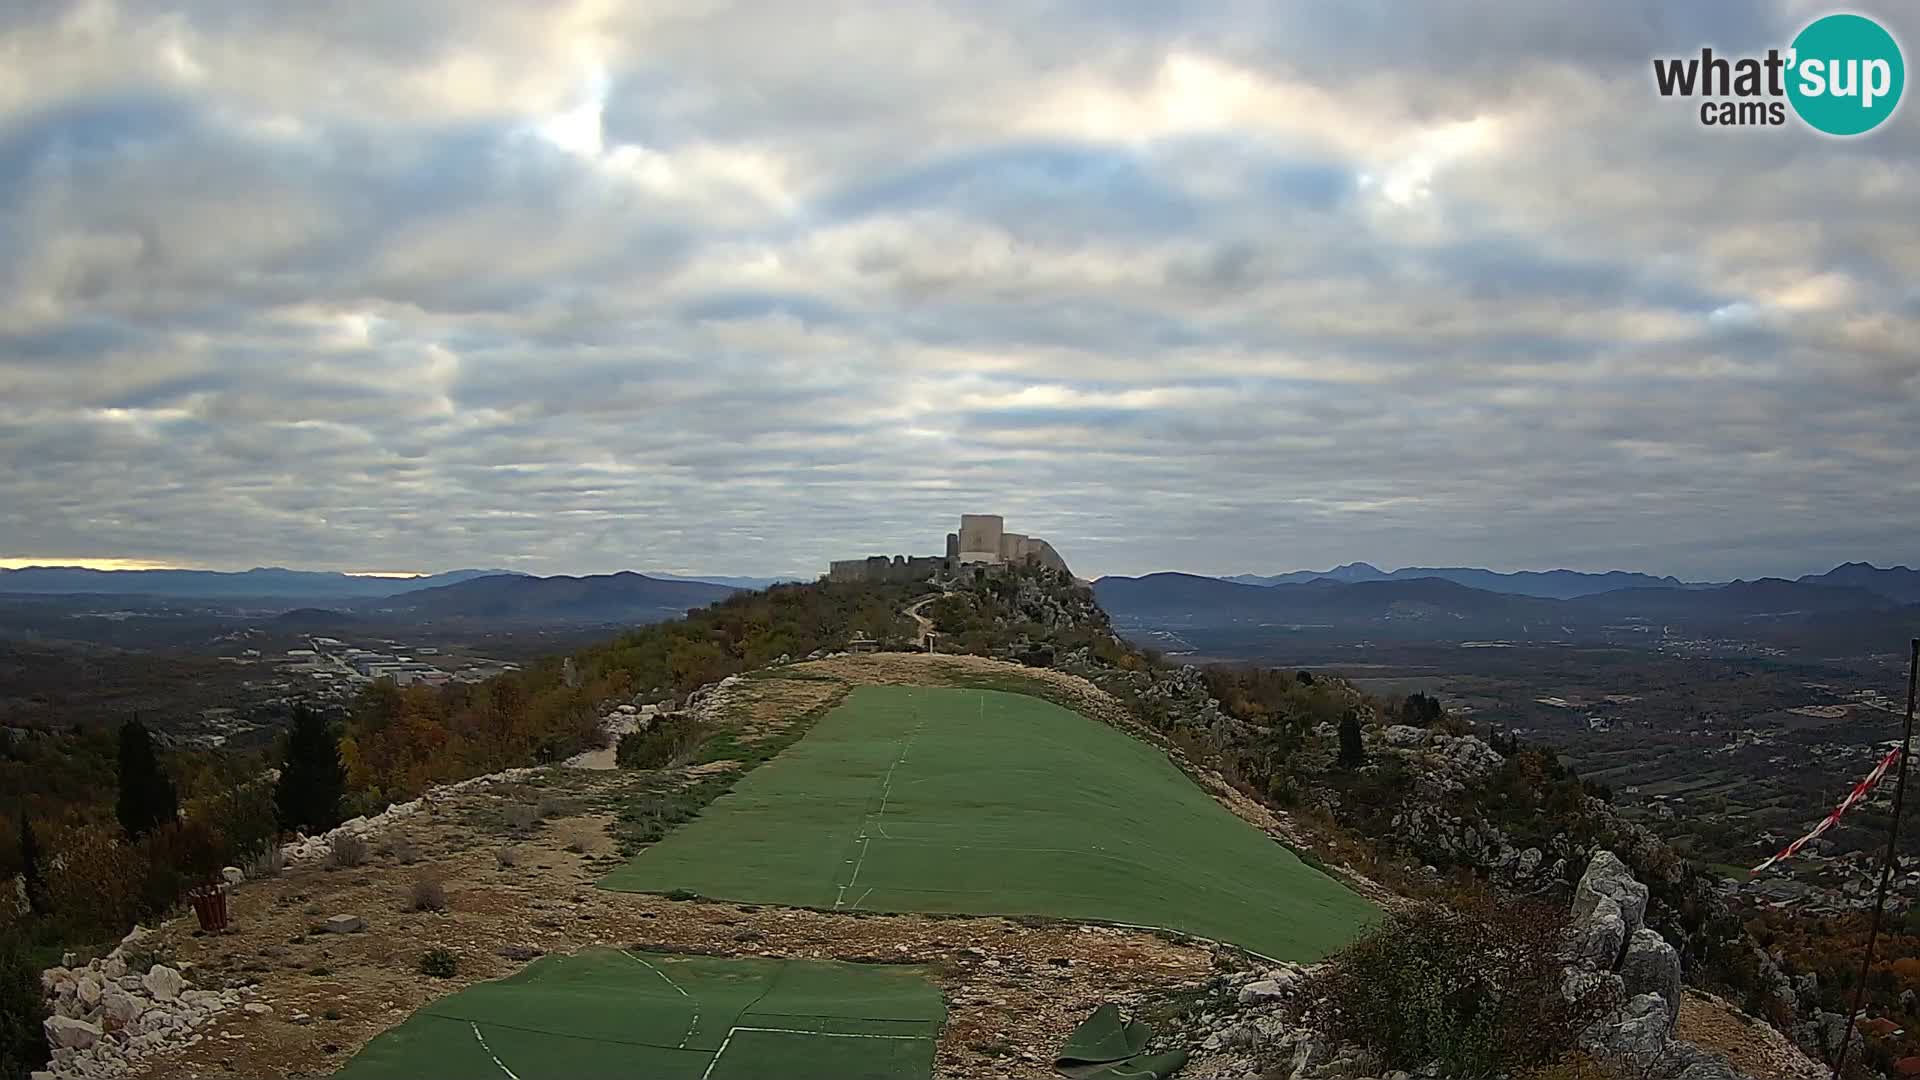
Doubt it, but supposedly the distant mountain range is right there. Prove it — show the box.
[357,572,739,621]
[645,572,804,590]
[1223,562,1695,598]
[1095,566,1917,650]
[0,566,514,600]
[1219,561,1920,603]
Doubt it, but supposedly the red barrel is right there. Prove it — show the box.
[188,884,230,933]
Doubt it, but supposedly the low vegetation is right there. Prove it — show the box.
[409,878,447,912]
[1307,892,1615,1075]
[418,946,457,978]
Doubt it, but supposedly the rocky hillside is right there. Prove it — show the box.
[18,569,1839,1080]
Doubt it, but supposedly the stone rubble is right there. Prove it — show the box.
[36,924,258,1080]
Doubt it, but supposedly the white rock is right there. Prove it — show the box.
[76,972,104,1007]
[101,954,126,980]
[244,1002,273,1015]
[326,914,365,933]
[141,965,186,1001]
[46,1016,103,1050]
[99,990,144,1029]
[221,866,245,886]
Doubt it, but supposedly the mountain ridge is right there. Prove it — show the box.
[358,570,740,621]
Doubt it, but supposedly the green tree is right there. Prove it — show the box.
[1338,708,1366,769]
[116,719,178,839]
[17,813,47,916]
[0,933,50,1078]
[276,707,346,836]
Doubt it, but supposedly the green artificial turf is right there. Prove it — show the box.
[333,949,944,1080]
[602,685,1376,961]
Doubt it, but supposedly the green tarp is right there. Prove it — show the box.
[1054,1003,1189,1080]
[604,685,1376,961]
[333,949,946,1080]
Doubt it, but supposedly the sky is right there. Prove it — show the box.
[2,2,1916,582]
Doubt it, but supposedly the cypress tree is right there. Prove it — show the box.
[1337,708,1367,769]
[275,707,346,835]
[116,719,178,839]
[18,813,47,916]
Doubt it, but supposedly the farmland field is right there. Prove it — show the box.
[602,685,1375,961]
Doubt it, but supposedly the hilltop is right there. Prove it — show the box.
[10,565,1831,1080]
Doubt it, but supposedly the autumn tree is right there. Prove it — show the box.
[115,720,178,839]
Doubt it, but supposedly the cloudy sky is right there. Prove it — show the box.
[2,1,1915,581]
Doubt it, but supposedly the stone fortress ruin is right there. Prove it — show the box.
[826,513,1071,583]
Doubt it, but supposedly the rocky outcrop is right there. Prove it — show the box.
[1620,927,1682,1022]
[39,925,258,1080]
[1567,851,1748,1077]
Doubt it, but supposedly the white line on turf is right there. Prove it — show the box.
[836,707,926,909]
[702,1024,925,1080]
[622,951,701,1048]
[469,1022,522,1080]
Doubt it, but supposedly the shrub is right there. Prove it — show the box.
[419,946,457,978]
[209,779,279,867]
[1306,894,1616,1075]
[615,715,711,770]
[537,796,567,820]
[45,824,145,938]
[247,845,285,880]
[409,878,447,912]
[327,834,368,869]
[495,847,518,869]
[137,818,225,915]
[0,934,49,1078]
[502,804,539,832]
[1520,1051,1626,1080]
[385,837,420,865]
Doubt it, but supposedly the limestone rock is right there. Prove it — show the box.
[1673,1057,1745,1080]
[1581,993,1671,1067]
[141,964,186,1001]
[1573,895,1628,969]
[1619,928,1681,1029]
[325,914,365,934]
[221,866,245,886]
[1237,978,1291,1005]
[46,1016,103,1050]
[1574,851,1648,940]
[1383,725,1431,748]
[99,990,144,1029]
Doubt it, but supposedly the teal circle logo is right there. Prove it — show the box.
[1787,13,1904,135]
